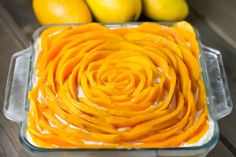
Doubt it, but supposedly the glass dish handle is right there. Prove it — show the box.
[202,45,233,120]
[3,47,31,123]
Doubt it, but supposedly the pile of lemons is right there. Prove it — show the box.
[33,0,189,25]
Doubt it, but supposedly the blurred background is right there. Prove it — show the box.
[0,0,236,157]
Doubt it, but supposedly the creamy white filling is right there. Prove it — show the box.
[26,117,215,147]
[181,117,214,147]
[78,86,85,98]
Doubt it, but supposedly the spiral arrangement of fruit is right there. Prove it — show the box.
[27,21,209,148]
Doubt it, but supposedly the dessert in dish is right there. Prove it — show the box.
[27,21,211,148]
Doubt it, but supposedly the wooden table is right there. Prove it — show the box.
[0,0,235,156]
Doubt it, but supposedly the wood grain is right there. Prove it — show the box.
[0,0,39,37]
[208,141,235,157]
[188,0,236,51]
[0,4,29,157]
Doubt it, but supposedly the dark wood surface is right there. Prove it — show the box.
[0,1,235,157]
[0,5,29,157]
[189,0,236,50]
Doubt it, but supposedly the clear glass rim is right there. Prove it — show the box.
[20,22,219,153]
[19,120,219,153]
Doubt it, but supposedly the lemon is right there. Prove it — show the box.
[86,0,142,23]
[33,0,92,25]
[143,0,189,21]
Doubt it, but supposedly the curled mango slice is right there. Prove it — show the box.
[27,22,209,148]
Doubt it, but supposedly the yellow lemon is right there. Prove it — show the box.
[33,0,92,25]
[86,0,142,23]
[143,0,189,21]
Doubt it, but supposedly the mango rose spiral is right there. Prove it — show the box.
[27,22,209,148]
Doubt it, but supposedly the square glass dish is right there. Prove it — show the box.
[3,23,233,157]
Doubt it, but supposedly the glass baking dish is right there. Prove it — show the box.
[3,23,233,157]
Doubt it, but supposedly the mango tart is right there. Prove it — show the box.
[27,22,209,148]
